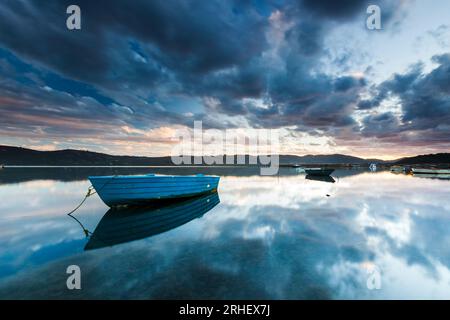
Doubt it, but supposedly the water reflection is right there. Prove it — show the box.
[412,173,450,180]
[305,174,336,183]
[82,192,220,250]
[0,168,450,299]
[0,166,367,184]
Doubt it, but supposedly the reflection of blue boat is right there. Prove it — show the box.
[85,192,220,250]
[89,174,220,207]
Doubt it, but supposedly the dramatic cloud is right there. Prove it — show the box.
[0,0,448,157]
[300,0,372,20]
[359,54,450,147]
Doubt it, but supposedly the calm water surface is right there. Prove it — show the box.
[1,167,450,299]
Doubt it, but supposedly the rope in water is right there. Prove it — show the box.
[66,175,117,216]
[66,176,118,240]
[66,185,97,216]
[67,210,93,237]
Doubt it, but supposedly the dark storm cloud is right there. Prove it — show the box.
[192,61,267,100]
[287,19,324,56]
[361,112,401,138]
[298,0,401,27]
[0,0,272,134]
[0,0,411,148]
[0,1,110,84]
[204,0,401,131]
[300,0,371,20]
[0,55,195,142]
[238,67,365,130]
[334,76,366,92]
[402,55,450,123]
[360,54,450,144]
[357,99,380,110]
[0,0,267,88]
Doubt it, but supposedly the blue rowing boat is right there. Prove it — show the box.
[88,174,220,207]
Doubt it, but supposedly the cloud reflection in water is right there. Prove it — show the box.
[0,170,449,299]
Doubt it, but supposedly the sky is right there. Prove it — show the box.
[0,0,449,160]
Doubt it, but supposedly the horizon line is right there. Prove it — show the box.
[1,144,447,161]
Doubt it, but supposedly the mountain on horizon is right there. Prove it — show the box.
[0,145,448,166]
[284,154,382,165]
[394,153,450,165]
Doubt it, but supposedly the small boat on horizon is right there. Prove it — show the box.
[390,165,405,173]
[294,167,306,173]
[89,174,220,207]
[304,168,335,176]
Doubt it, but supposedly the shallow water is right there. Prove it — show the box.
[0,167,450,299]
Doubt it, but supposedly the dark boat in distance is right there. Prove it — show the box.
[305,174,336,183]
[84,192,220,250]
[304,168,335,176]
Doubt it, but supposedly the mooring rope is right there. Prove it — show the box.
[66,185,96,216]
[67,210,93,237]
[66,175,117,216]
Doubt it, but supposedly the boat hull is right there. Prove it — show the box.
[390,166,404,173]
[89,174,220,207]
[305,174,336,183]
[304,168,335,176]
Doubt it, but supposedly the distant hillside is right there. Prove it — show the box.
[284,154,381,165]
[0,146,172,166]
[0,145,382,166]
[395,153,450,165]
